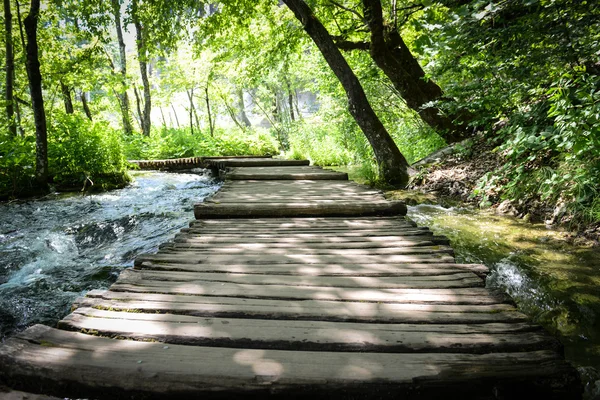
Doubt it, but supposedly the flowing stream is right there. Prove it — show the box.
[408,204,600,397]
[0,170,220,341]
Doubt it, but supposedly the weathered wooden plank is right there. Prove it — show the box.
[59,308,558,354]
[64,307,537,333]
[108,280,503,304]
[135,261,489,277]
[208,159,310,167]
[171,235,447,246]
[184,224,426,232]
[134,252,456,267]
[189,216,413,226]
[181,228,430,236]
[226,171,349,181]
[0,326,578,400]
[164,238,444,249]
[208,194,386,202]
[74,292,527,324]
[0,390,62,400]
[158,244,455,257]
[194,201,408,219]
[116,269,483,289]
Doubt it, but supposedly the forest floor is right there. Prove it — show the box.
[401,136,600,246]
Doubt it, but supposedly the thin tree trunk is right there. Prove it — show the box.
[187,93,194,135]
[80,90,92,120]
[361,0,471,143]
[110,0,133,134]
[170,103,180,128]
[132,0,151,136]
[159,106,167,129]
[133,85,143,131]
[282,0,409,185]
[204,85,214,137]
[24,0,47,189]
[237,88,251,127]
[294,89,302,120]
[186,88,200,134]
[14,93,24,136]
[4,0,16,136]
[60,81,74,114]
[286,80,295,122]
[218,90,244,131]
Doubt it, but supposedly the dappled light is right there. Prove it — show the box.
[1,0,597,395]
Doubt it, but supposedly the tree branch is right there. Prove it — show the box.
[332,37,370,50]
[328,0,365,22]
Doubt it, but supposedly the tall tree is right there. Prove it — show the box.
[331,0,472,143]
[131,0,151,136]
[23,0,48,189]
[110,0,133,134]
[282,0,410,185]
[4,0,16,136]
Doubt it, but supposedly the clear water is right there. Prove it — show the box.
[0,170,220,340]
[408,203,600,396]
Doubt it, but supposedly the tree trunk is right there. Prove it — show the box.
[80,90,92,120]
[60,81,74,114]
[132,0,151,136]
[282,0,409,186]
[237,88,251,127]
[294,89,302,120]
[4,0,16,136]
[286,80,295,122]
[187,89,194,135]
[186,88,201,132]
[170,103,180,128]
[24,0,48,189]
[362,0,471,143]
[110,0,133,134]
[204,85,214,137]
[133,85,143,131]
[159,106,167,129]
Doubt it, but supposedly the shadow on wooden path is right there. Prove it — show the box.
[0,157,581,399]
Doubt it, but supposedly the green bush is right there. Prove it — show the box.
[122,127,278,160]
[48,113,130,190]
[0,131,35,197]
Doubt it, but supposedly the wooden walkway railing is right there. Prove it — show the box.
[0,158,581,399]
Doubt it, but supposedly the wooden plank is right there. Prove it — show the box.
[108,281,503,304]
[0,390,62,400]
[179,228,431,236]
[189,216,412,225]
[59,308,558,354]
[225,168,349,180]
[188,221,420,230]
[208,159,310,167]
[194,201,408,219]
[158,244,455,256]
[172,234,445,245]
[75,292,527,324]
[205,197,389,204]
[134,253,456,267]
[0,326,578,400]
[116,269,483,289]
[135,261,489,277]
[165,238,443,249]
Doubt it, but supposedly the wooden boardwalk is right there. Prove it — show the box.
[0,159,580,399]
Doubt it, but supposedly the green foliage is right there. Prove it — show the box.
[0,131,35,197]
[411,0,600,222]
[48,112,130,190]
[122,127,278,160]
